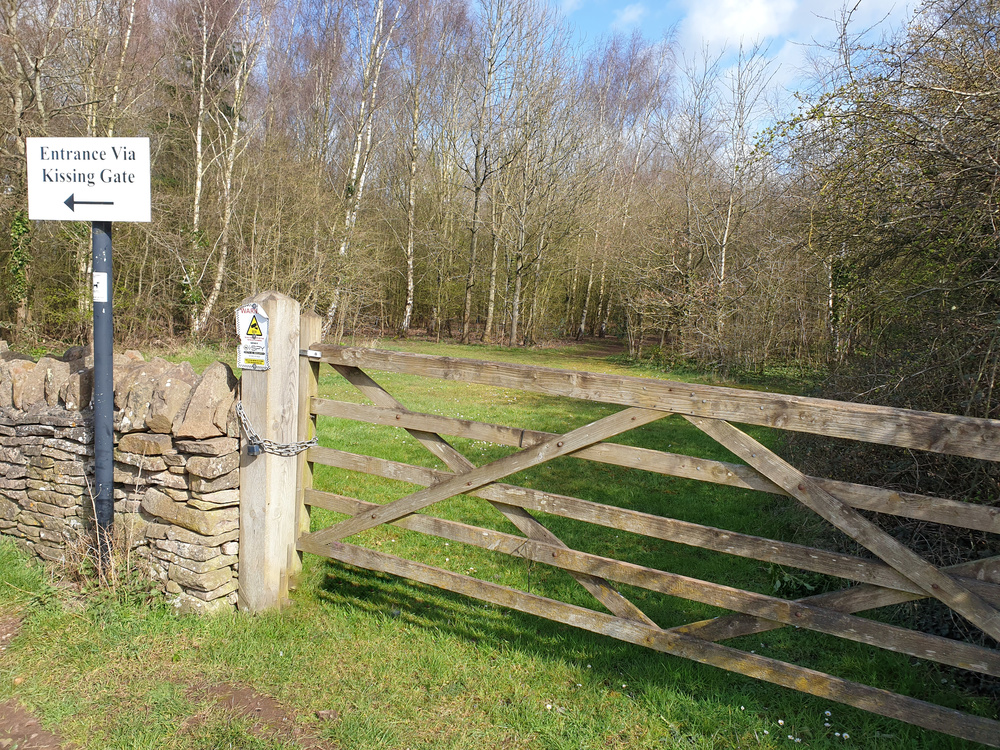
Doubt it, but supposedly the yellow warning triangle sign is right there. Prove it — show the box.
[246,315,263,337]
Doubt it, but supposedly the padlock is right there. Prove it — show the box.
[247,443,262,457]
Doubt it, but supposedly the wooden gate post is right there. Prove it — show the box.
[294,309,322,582]
[238,291,300,613]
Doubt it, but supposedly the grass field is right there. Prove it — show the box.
[0,340,995,748]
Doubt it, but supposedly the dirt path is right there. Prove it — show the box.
[0,615,75,749]
[0,678,339,750]
[186,682,338,749]
[1,613,335,749]
[0,699,75,750]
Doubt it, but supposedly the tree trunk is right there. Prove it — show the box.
[526,227,546,345]
[576,258,595,340]
[510,251,524,345]
[323,0,399,336]
[482,195,502,342]
[593,255,607,336]
[187,6,210,335]
[565,242,581,336]
[461,174,484,344]
[400,93,419,334]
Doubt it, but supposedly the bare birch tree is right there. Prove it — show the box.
[321,0,400,338]
[166,0,273,336]
[456,0,527,343]
[391,0,468,334]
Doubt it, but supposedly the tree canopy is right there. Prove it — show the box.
[1,0,997,433]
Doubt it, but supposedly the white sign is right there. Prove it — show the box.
[236,303,269,371]
[26,137,151,222]
[92,272,109,303]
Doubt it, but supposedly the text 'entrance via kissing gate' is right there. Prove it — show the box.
[237,293,1000,747]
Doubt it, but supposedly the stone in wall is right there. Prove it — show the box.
[186,452,239,480]
[173,362,237,439]
[169,563,233,593]
[114,449,167,473]
[175,437,238,456]
[10,360,39,411]
[154,536,228,563]
[43,359,71,407]
[190,470,240,494]
[146,521,240,546]
[60,345,89,362]
[0,362,12,409]
[141,488,238,537]
[118,432,173,455]
[146,363,198,434]
[117,358,172,433]
[0,345,243,615]
[59,366,94,411]
[169,592,233,615]
[189,489,239,510]
[0,496,18,528]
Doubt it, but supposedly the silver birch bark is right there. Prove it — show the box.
[323,0,400,336]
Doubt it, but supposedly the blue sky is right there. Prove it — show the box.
[558,0,913,87]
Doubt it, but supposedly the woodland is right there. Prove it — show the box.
[1,0,999,431]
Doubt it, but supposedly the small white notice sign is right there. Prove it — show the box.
[92,272,109,303]
[236,303,269,371]
[26,137,151,222]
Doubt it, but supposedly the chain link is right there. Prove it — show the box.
[235,401,318,457]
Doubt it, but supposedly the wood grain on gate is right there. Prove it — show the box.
[296,345,1000,746]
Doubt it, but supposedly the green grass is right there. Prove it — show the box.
[0,341,995,749]
[0,540,54,606]
[154,343,239,373]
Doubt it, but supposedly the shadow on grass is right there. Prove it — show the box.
[307,554,998,749]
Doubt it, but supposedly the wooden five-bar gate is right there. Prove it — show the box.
[237,293,1000,746]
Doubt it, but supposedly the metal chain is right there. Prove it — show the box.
[235,401,318,457]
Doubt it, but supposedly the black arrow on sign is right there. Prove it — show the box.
[64,194,114,212]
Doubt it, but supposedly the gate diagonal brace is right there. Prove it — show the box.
[306,537,1000,748]
[685,415,1000,643]
[317,364,659,625]
[303,488,1000,675]
[308,388,659,534]
[673,556,1000,645]
[310,406,664,543]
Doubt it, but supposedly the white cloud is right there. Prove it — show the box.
[675,0,908,50]
[681,0,796,46]
[558,0,912,79]
[668,0,912,94]
[614,3,648,28]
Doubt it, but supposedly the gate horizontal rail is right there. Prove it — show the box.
[312,398,1000,533]
[312,346,1000,460]
[296,344,1000,746]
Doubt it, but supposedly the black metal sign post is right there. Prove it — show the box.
[25,136,150,572]
[91,221,114,567]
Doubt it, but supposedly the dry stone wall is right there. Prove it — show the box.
[0,341,242,614]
